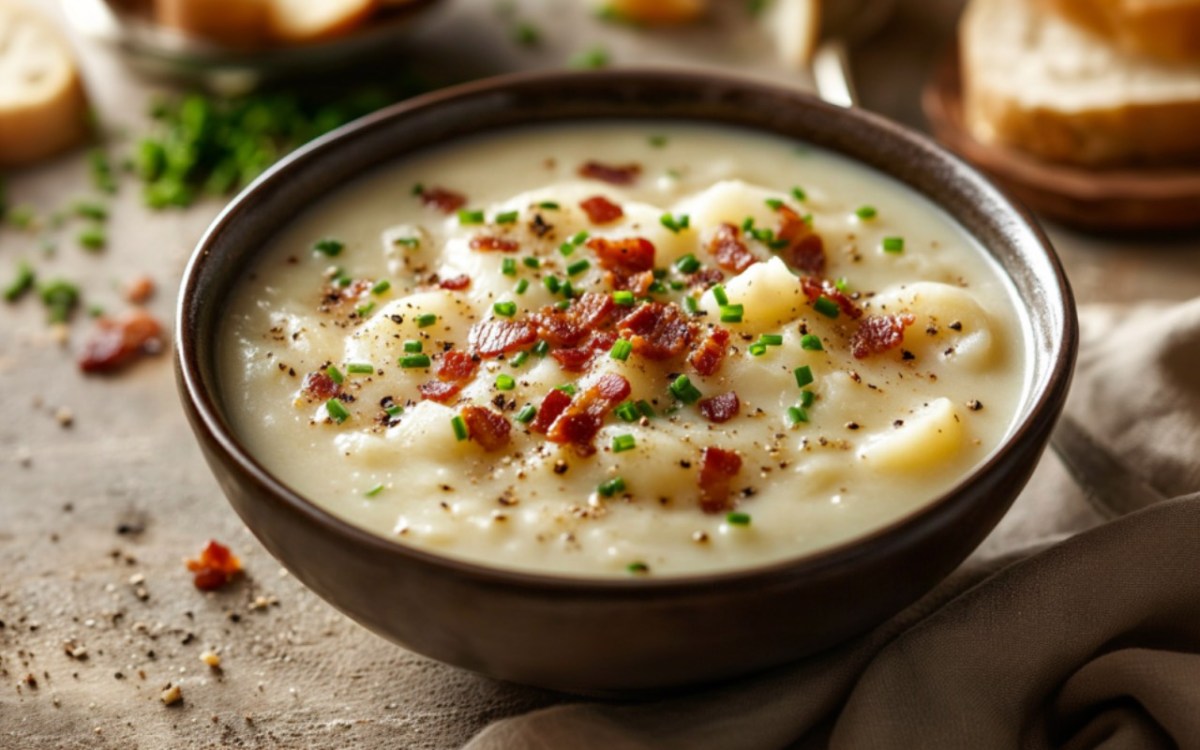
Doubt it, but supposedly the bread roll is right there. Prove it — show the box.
[154,0,270,49]
[1044,0,1200,63]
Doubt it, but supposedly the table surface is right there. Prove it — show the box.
[3,1,1199,747]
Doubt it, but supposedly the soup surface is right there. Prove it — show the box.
[219,123,1028,578]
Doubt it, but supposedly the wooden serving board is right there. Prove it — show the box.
[922,49,1200,234]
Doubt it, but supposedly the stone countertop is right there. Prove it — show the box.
[3,1,1199,748]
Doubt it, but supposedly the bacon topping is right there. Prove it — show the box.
[438,274,471,291]
[550,330,619,373]
[850,313,916,359]
[688,266,725,290]
[586,236,656,291]
[461,405,512,452]
[707,223,756,274]
[801,276,862,319]
[469,236,518,253]
[469,319,538,357]
[419,186,466,214]
[698,392,740,424]
[530,389,573,434]
[579,195,625,224]
[78,310,165,374]
[186,540,242,592]
[437,350,478,382]
[688,327,730,377]
[545,374,632,456]
[698,447,742,514]
[578,161,642,185]
[301,371,341,401]
[777,205,826,276]
[534,292,617,348]
[617,302,696,360]
[418,380,464,403]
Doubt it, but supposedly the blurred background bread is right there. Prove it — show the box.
[152,0,381,47]
[1044,0,1200,63]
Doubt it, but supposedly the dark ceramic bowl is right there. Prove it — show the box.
[176,70,1077,695]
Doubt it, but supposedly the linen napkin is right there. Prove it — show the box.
[464,297,1200,750]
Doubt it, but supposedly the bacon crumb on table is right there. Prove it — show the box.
[78,309,165,374]
[185,540,242,592]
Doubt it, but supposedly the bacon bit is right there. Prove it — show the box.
[618,302,696,360]
[688,327,730,377]
[534,292,617,348]
[579,195,624,224]
[546,374,631,455]
[419,380,464,403]
[78,310,165,374]
[578,161,642,185]
[777,205,826,276]
[800,276,862,319]
[698,447,742,514]
[301,371,341,401]
[698,392,740,423]
[707,223,756,274]
[530,388,573,434]
[469,319,538,358]
[469,236,519,253]
[322,279,372,312]
[186,540,241,592]
[437,350,478,382]
[551,347,594,372]
[438,274,471,291]
[461,406,511,452]
[850,313,916,359]
[125,275,155,305]
[688,266,725,289]
[419,186,467,214]
[586,236,656,291]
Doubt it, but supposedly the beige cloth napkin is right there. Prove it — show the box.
[464,298,1200,750]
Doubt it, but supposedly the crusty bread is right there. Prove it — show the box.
[154,0,270,49]
[0,0,90,167]
[1043,0,1200,63]
[265,0,378,44]
[962,0,1200,166]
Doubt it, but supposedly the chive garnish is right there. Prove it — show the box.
[515,404,537,423]
[416,313,438,328]
[4,262,35,302]
[570,230,589,245]
[660,213,690,233]
[570,46,610,69]
[523,256,540,269]
[674,254,700,274]
[559,242,575,257]
[347,363,374,374]
[566,259,590,276]
[78,226,106,251]
[502,257,517,276]
[554,300,571,310]
[712,285,729,306]
[356,302,375,317]
[749,342,767,357]
[835,277,850,292]
[74,201,108,221]
[510,350,530,368]
[765,198,783,211]
[538,201,560,210]
[719,304,744,323]
[800,334,823,351]
[533,340,549,357]
[882,236,905,253]
[451,415,469,441]
[495,210,519,224]
[612,434,636,453]
[855,205,877,220]
[403,340,422,353]
[543,275,561,294]
[365,483,385,497]
[371,279,391,295]
[610,338,632,361]
[669,374,702,404]
[791,186,807,201]
[326,365,345,384]
[636,400,656,419]
[494,301,517,317]
[385,404,404,418]
[741,216,755,232]
[786,406,809,426]
[615,401,639,422]
[394,237,420,248]
[627,561,649,575]
[598,477,626,497]
[515,278,529,295]
[458,209,485,225]
[761,334,783,346]
[612,290,635,306]
[813,296,840,318]
[555,383,577,396]
[649,135,668,148]
[683,295,700,315]
[495,373,516,391]
[313,238,344,256]
[726,511,751,526]
[325,399,350,424]
[794,365,814,388]
[514,22,540,46]
[561,280,577,299]
[399,354,431,368]
[800,389,816,408]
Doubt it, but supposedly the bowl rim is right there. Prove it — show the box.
[177,68,1077,595]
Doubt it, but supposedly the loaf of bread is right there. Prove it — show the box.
[961,0,1200,166]
[1044,0,1200,63]
[0,0,91,167]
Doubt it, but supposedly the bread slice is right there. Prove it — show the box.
[265,0,378,44]
[961,0,1200,166]
[1043,0,1200,63]
[0,0,90,167]
[154,0,270,49]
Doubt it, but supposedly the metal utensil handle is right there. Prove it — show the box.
[812,38,858,107]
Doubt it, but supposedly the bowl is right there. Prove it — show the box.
[176,70,1077,695]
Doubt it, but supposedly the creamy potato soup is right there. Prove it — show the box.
[219,124,1028,578]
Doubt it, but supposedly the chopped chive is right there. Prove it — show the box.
[554,299,571,310]
[364,483,385,497]
[761,334,784,346]
[356,302,376,317]
[515,404,537,423]
[515,278,529,295]
[561,280,576,299]
[495,373,516,391]
[403,339,422,353]
[791,186,807,201]
[4,262,35,302]
[334,271,353,287]
[794,365,814,388]
[660,213,690,233]
[514,22,540,46]
[636,400,656,419]
[399,354,431,368]
[558,242,575,257]
[523,256,540,269]
[74,201,108,221]
[39,279,78,323]
[538,201,560,210]
[786,406,809,426]
[627,561,649,575]
[648,280,666,295]
[683,295,700,315]
[510,350,530,368]
[855,205,877,220]
[555,383,577,396]
[712,285,729,306]
[800,389,816,408]
[882,236,905,253]
[78,226,106,251]
[567,259,590,276]
[800,334,823,351]
[502,257,517,276]
[371,279,391,295]
[669,374,703,404]
[726,511,751,526]
[674,254,701,274]
[719,304,744,323]
[615,401,639,422]
[494,300,518,317]
[325,365,345,384]
[835,277,850,292]
[612,434,636,453]
[543,275,561,294]
[495,210,519,224]
[347,363,374,374]
[458,209,485,225]
[394,237,420,248]
[741,216,755,232]
[749,342,767,357]
[570,230,589,245]
[802,213,814,227]
[570,46,610,69]
[88,304,105,318]
[610,338,633,361]
[533,340,549,357]
[612,290,635,306]
[649,135,668,148]
[813,296,840,318]
[411,183,424,196]
[313,238,344,256]
[765,198,783,211]
[416,313,438,327]
[451,415,469,441]
[669,280,686,291]
[598,477,626,497]
[385,404,404,418]
[325,399,350,424]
